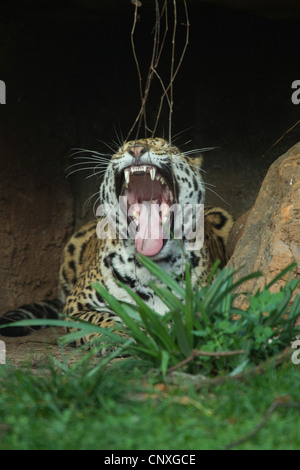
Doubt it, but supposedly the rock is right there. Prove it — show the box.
[0,168,74,314]
[226,209,251,259]
[228,142,300,307]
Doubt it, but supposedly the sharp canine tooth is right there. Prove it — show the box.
[124,169,130,184]
[150,168,156,181]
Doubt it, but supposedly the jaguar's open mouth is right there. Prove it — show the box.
[116,165,177,256]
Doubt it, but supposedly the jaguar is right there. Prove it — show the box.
[0,137,234,348]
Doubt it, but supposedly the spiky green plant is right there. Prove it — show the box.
[1,259,299,378]
[92,257,300,376]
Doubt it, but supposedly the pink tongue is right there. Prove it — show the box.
[135,201,163,256]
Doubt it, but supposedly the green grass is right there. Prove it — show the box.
[1,260,299,450]
[0,356,300,450]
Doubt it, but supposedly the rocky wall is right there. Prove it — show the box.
[0,2,299,313]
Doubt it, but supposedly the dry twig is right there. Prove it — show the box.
[167,348,246,373]
[262,119,300,157]
[224,395,300,449]
[196,347,293,389]
[164,348,293,390]
[127,0,190,142]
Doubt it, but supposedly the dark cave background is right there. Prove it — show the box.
[0,0,299,311]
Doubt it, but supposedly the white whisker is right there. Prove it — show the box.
[205,187,231,206]
[171,127,194,144]
[93,196,101,216]
[82,191,101,216]
[70,148,112,158]
[72,155,111,162]
[68,159,110,167]
[178,139,193,147]
[113,124,125,147]
[182,147,217,155]
[96,140,119,154]
[85,169,108,179]
[66,167,96,177]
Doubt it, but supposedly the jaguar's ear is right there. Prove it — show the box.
[186,155,203,167]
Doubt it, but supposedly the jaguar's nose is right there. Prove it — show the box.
[129,146,146,161]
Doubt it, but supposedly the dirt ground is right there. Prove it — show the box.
[2,328,78,370]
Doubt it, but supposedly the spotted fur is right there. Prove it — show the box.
[0,138,233,348]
